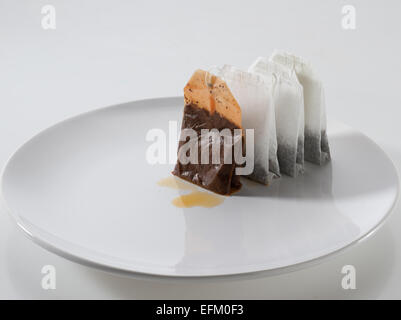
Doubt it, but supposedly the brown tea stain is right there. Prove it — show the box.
[157,176,224,208]
[157,176,197,191]
[172,191,224,208]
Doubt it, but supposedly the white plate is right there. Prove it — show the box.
[1,97,399,279]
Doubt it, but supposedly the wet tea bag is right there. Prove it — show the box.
[249,57,305,177]
[218,65,280,184]
[270,51,331,165]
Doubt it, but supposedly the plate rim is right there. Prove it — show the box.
[1,96,399,281]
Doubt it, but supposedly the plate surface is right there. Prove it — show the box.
[1,97,399,279]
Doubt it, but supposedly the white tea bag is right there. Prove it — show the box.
[270,51,331,165]
[218,65,280,184]
[249,57,305,177]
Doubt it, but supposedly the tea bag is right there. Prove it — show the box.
[218,65,280,184]
[270,51,331,165]
[249,57,305,177]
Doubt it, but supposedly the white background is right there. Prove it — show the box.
[0,0,400,299]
